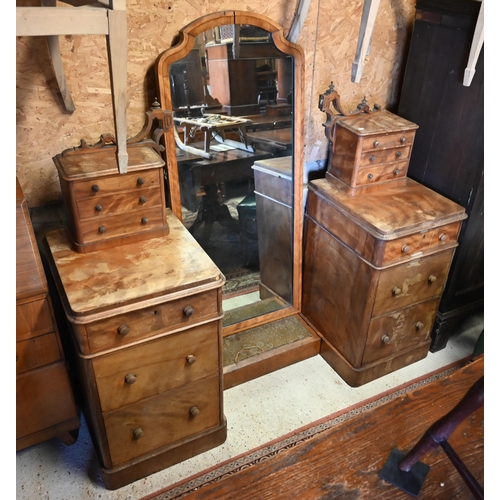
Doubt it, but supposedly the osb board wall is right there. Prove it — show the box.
[16,0,416,207]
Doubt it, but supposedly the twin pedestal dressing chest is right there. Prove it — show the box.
[43,123,227,489]
[302,87,467,386]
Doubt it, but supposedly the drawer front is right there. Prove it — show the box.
[76,186,163,220]
[85,289,219,354]
[372,248,454,317]
[355,161,409,186]
[73,169,161,198]
[362,298,440,365]
[93,322,220,412]
[360,130,415,152]
[16,333,61,374]
[104,375,221,466]
[381,222,462,266]
[359,145,412,167]
[78,206,165,243]
[16,297,53,341]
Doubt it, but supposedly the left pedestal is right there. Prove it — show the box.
[44,212,227,490]
[16,178,80,451]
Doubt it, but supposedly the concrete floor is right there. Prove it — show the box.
[15,312,483,500]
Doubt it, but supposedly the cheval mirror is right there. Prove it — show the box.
[156,11,320,387]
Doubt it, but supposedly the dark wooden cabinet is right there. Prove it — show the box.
[397,0,484,351]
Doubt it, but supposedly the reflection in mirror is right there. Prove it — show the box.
[168,24,294,327]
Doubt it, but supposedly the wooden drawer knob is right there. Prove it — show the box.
[141,217,148,225]
[117,324,130,336]
[401,244,411,253]
[189,406,200,417]
[439,233,448,242]
[400,136,407,144]
[98,225,106,234]
[392,286,401,296]
[125,373,137,384]
[183,305,195,317]
[137,177,145,185]
[428,275,437,283]
[186,354,197,364]
[393,168,401,175]
[91,184,100,193]
[367,173,374,180]
[381,335,390,344]
[369,155,376,162]
[395,150,402,158]
[415,322,424,331]
[133,428,143,439]
[139,195,147,204]
[373,140,379,147]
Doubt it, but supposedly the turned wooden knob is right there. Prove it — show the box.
[415,322,424,331]
[392,286,401,296]
[428,275,437,283]
[401,244,411,253]
[95,204,103,212]
[369,155,376,162]
[141,217,148,225]
[400,136,407,144]
[117,324,130,336]
[439,233,448,242]
[133,428,143,439]
[367,173,374,180]
[395,150,402,158]
[98,225,106,234]
[183,305,195,317]
[139,195,147,204]
[381,335,390,344]
[125,373,137,384]
[186,354,197,364]
[189,406,200,417]
[393,168,401,175]
[373,140,379,147]
[91,184,100,192]
[137,177,145,185]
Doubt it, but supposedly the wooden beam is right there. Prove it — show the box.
[463,0,484,87]
[287,0,312,43]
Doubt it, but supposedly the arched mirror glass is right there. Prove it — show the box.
[156,12,304,337]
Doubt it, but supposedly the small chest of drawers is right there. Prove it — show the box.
[45,212,226,489]
[53,145,169,253]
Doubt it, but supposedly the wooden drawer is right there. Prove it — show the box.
[82,289,220,354]
[359,145,412,167]
[103,375,221,466]
[16,332,61,374]
[360,130,415,152]
[76,186,163,220]
[16,297,54,341]
[362,298,440,366]
[355,161,409,186]
[93,322,219,412]
[16,361,79,439]
[372,248,455,317]
[73,169,161,198]
[77,206,166,244]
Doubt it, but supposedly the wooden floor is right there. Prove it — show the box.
[174,356,484,499]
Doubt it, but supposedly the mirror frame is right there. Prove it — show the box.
[155,11,305,334]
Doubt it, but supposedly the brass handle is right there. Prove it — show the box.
[95,204,103,212]
[183,305,195,317]
[117,324,130,336]
[141,217,148,225]
[186,354,197,364]
[133,428,143,439]
[400,136,407,144]
[428,275,437,283]
[137,177,145,185]
[373,140,379,147]
[125,373,137,384]
[393,168,401,175]
[367,173,374,180]
[369,155,376,162]
[439,233,448,242]
[401,244,411,253]
[139,196,147,204]
[381,335,390,344]
[392,286,401,296]
[415,322,424,331]
[395,151,402,158]
[91,184,100,193]
[189,406,200,417]
[98,225,106,234]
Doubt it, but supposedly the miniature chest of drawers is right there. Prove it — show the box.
[16,178,80,451]
[44,212,226,489]
[53,145,169,253]
[302,178,467,386]
[326,110,418,195]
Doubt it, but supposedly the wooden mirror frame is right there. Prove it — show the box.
[155,11,305,338]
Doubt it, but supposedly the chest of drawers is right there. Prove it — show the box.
[302,178,467,386]
[16,178,80,450]
[44,212,226,489]
[53,145,169,253]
